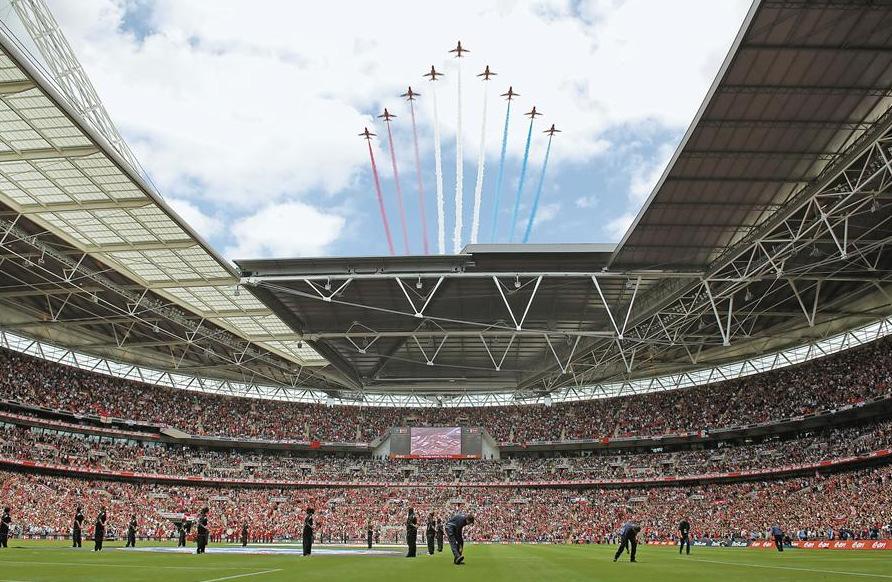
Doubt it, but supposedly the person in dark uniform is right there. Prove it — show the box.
[366,520,373,549]
[72,506,84,548]
[93,507,107,552]
[374,527,380,545]
[0,507,11,548]
[241,523,249,547]
[426,512,436,555]
[613,522,640,563]
[196,507,209,555]
[770,524,784,552]
[405,507,418,558]
[175,520,188,547]
[445,512,474,565]
[125,514,137,547]
[678,518,691,555]
[436,518,444,552]
[302,507,314,556]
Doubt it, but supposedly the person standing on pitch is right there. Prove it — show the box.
[613,522,640,563]
[72,505,84,548]
[445,512,474,565]
[125,514,137,547]
[241,523,248,547]
[93,507,107,552]
[426,512,436,555]
[366,520,373,549]
[678,518,691,555]
[176,520,187,547]
[405,507,418,557]
[436,517,444,552]
[0,507,11,548]
[196,507,209,554]
[302,507,314,556]
[770,524,784,552]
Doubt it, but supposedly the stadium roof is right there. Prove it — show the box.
[0,21,335,392]
[0,0,890,403]
[613,0,892,269]
[241,0,892,398]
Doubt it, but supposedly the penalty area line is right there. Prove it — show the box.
[691,558,892,579]
[199,570,283,582]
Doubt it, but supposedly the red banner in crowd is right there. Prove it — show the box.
[750,540,892,550]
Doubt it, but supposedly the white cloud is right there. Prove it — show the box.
[33,0,748,200]
[575,195,597,209]
[3,0,751,254]
[166,197,222,242]
[533,202,561,226]
[628,142,675,205]
[226,202,346,258]
[606,211,636,241]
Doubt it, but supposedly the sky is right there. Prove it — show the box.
[0,0,752,260]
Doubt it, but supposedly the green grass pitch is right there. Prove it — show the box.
[0,540,889,581]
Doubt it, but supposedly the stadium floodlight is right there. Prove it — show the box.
[514,276,521,289]
[416,276,423,289]
[234,285,240,297]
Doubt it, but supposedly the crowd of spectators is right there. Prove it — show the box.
[1,336,890,443]
[1,465,890,543]
[1,418,889,484]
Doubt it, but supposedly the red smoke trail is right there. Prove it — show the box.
[385,120,411,255]
[409,101,430,255]
[368,140,396,255]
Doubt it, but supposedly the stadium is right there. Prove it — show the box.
[0,0,890,580]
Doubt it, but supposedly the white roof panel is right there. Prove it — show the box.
[0,40,325,369]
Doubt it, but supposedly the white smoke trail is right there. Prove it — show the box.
[432,82,445,255]
[453,58,463,254]
[470,80,489,244]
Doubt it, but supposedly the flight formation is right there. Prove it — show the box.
[360,41,560,256]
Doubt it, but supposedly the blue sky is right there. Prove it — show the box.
[3,0,752,259]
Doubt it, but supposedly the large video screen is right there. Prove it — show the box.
[410,427,462,458]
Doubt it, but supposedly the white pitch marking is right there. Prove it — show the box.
[0,560,243,571]
[198,569,282,582]
[692,558,892,579]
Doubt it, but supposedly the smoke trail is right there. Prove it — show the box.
[453,58,463,253]
[367,140,395,255]
[432,83,445,255]
[522,132,555,243]
[409,98,429,255]
[489,99,512,242]
[509,116,535,242]
[470,80,488,244]
[384,119,410,254]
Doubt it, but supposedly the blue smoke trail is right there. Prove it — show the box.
[522,134,554,243]
[509,117,534,242]
[488,100,512,242]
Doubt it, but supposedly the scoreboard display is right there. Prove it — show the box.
[389,427,483,459]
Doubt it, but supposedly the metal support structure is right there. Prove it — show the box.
[0,217,335,391]
[10,0,146,180]
[2,314,891,406]
[559,116,892,389]
[493,275,542,331]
